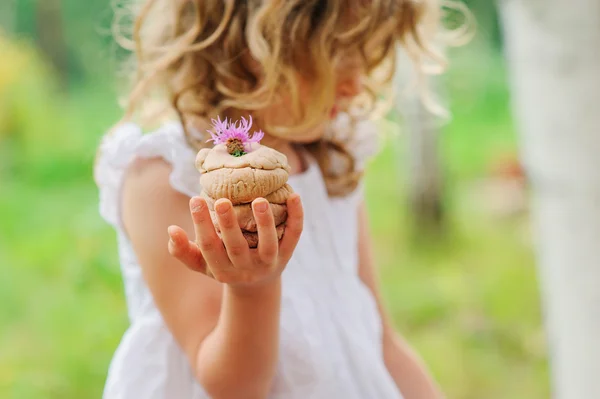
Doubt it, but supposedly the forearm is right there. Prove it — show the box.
[355,202,443,398]
[195,278,282,398]
[384,331,444,399]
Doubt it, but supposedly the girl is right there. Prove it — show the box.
[96,1,460,398]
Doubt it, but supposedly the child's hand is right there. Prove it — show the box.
[167,193,303,288]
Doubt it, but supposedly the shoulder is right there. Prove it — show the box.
[121,157,193,242]
[95,121,201,228]
[125,157,180,201]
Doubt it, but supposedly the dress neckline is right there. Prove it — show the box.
[287,148,319,188]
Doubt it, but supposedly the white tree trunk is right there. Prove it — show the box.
[404,96,444,229]
[499,1,600,397]
[395,50,445,231]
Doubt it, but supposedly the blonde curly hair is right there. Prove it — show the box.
[111,0,470,196]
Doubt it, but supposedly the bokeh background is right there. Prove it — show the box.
[0,1,547,398]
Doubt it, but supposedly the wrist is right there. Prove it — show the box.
[226,276,281,299]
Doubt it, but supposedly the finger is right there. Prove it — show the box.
[167,225,207,273]
[214,198,251,266]
[252,198,278,264]
[278,194,304,264]
[189,197,230,268]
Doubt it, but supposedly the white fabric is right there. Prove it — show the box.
[94,117,403,399]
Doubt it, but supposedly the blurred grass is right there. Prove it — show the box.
[0,38,548,399]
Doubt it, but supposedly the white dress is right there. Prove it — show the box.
[94,116,403,399]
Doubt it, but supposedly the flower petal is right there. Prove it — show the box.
[205,115,263,149]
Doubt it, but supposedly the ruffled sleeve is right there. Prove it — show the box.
[94,121,200,228]
[326,112,382,204]
[327,112,382,173]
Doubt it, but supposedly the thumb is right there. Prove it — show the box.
[167,225,207,274]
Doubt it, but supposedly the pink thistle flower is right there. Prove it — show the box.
[207,116,264,156]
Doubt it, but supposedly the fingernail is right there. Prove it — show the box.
[216,201,230,215]
[190,197,203,213]
[254,200,268,213]
[167,226,176,238]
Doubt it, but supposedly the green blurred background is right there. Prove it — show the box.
[0,1,547,398]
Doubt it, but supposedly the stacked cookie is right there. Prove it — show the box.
[195,144,293,248]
